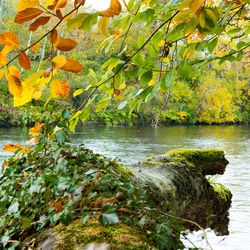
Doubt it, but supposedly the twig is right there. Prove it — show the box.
[0,240,20,244]
[158,211,213,250]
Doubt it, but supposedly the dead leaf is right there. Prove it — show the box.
[18,51,31,70]
[14,8,44,24]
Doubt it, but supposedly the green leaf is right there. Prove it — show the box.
[96,96,111,112]
[98,213,120,226]
[102,57,121,71]
[21,217,32,230]
[55,129,68,146]
[80,107,91,122]
[166,22,188,42]
[178,61,194,80]
[236,50,243,61]
[208,37,218,53]
[139,86,154,100]
[140,71,153,87]
[66,13,89,30]
[81,214,90,225]
[81,12,99,32]
[236,41,247,50]
[8,201,19,214]
[118,101,128,110]
[161,70,176,90]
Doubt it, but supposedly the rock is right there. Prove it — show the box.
[130,148,232,235]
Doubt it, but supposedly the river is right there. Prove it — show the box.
[0,125,249,249]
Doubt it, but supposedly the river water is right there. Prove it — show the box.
[0,125,249,249]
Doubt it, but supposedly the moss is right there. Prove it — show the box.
[111,160,134,177]
[37,218,153,249]
[210,182,231,201]
[166,148,229,175]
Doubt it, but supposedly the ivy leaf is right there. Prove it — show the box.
[98,213,120,226]
[21,217,32,230]
[8,201,19,214]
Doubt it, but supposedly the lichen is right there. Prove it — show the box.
[37,218,153,250]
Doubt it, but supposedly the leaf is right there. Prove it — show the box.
[166,22,188,42]
[32,42,40,51]
[98,213,120,226]
[50,79,70,99]
[17,0,40,11]
[73,88,84,97]
[56,38,77,51]
[80,107,91,122]
[161,70,176,90]
[208,37,218,53]
[54,201,62,213]
[29,123,45,136]
[56,0,67,9]
[0,52,7,66]
[8,75,23,97]
[14,8,44,24]
[21,217,32,230]
[66,13,89,30]
[2,144,24,152]
[51,55,67,68]
[6,65,21,79]
[100,0,122,17]
[56,9,63,20]
[178,61,194,79]
[236,50,243,61]
[199,12,205,28]
[8,201,19,214]
[81,214,90,225]
[98,17,110,35]
[189,0,203,15]
[140,71,153,87]
[60,59,83,73]
[18,51,31,70]
[118,101,128,110]
[0,69,4,80]
[49,29,58,45]
[81,12,99,32]
[29,16,51,31]
[113,89,121,96]
[0,32,19,47]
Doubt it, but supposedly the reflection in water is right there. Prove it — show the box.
[0,125,249,249]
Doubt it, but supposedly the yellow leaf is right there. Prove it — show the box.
[29,123,45,136]
[0,69,4,80]
[13,86,34,106]
[100,0,122,17]
[17,0,40,11]
[73,88,84,97]
[177,0,192,10]
[33,83,45,100]
[189,0,204,15]
[98,17,110,35]
[51,55,67,68]
[1,45,14,56]
[0,52,7,66]
[199,12,205,28]
[7,73,23,98]
[119,83,126,89]
[148,79,156,86]
[6,66,21,79]
[157,40,165,47]
[174,9,193,23]
[50,79,70,99]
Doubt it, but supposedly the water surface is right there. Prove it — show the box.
[0,125,249,249]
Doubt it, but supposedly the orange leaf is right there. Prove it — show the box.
[44,68,52,78]
[17,0,40,11]
[14,8,44,24]
[23,171,29,177]
[113,89,121,96]
[90,198,117,208]
[189,0,204,15]
[4,161,9,167]
[113,29,121,39]
[56,0,67,9]
[74,0,85,8]
[6,65,21,79]
[32,42,40,51]
[50,79,70,99]
[56,9,63,20]
[19,52,31,70]
[56,38,77,52]
[49,29,58,45]
[54,201,62,213]
[51,55,67,68]
[100,0,122,17]
[29,16,51,31]
[3,144,24,152]
[60,59,83,73]
[29,123,45,136]
[0,52,7,66]
[0,32,19,47]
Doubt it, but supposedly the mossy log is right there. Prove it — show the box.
[35,218,153,250]
[130,148,232,235]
